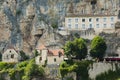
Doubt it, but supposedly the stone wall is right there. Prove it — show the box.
[89,62,120,80]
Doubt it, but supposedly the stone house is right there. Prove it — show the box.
[35,45,64,65]
[2,48,21,63]
[36,45,48,65]
[47,49,64,65]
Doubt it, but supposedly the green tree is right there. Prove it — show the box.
[90,36,107,59]
[64,38,87,60]
[20,51,29,61]
[23,59,45,80]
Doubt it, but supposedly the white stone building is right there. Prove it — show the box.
[35,45,64,65]
[65,14,117,33]
[2,48,21,63]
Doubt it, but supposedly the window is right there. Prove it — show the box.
[82,19,85,22]
[96,18,99,22]
[11,54,14,58]
[68,19,71,23]
[75,24,78,29]
[89,24,92,28]
[89,18,92,22]
[58,52,62,57]
[39,57,42,61]
[111,17,114,21]
[82,24,85,29]
[96,24,99,28]
[104,24,107,28]
[75,18,78,23]
[54,58,56,62]
[68,24,71,29]
[9,50,11,53]
[111,24,114,28]
[103,18,106,22]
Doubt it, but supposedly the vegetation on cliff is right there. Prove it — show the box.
[0,59,45,80]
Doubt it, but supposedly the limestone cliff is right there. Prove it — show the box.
[0,0,120,55]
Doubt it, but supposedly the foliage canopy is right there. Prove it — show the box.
[90,36,107,59]
[64,38,87,60]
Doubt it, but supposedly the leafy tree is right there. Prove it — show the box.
[16,61,29,68]
[51,22,58,29]
[90,36,107,59]
[60,60,92,80]
[23,59,45,80]
[20,51,29,61]
[64,38,87,60]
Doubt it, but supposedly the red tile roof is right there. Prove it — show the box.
[48,49,64,56]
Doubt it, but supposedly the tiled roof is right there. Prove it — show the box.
[48,49,64,56]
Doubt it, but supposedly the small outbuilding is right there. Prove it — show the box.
[2,47,21,63]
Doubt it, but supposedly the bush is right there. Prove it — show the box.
[96,69,120,80]
[20,51,29,61]
[23,59,45,80]
[16,9,21,15]
[16,61,29,68]
[0,62,15,71]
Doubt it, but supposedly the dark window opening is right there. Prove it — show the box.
[96,18,99,22]
[58,52,62,57]
[9,50,11,53]
[54,58,56,62]
[82,19,85,22]
[11,54,14,58]
[39,57,42,61]
[89,18,92,22]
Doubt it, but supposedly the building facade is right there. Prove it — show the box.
[2,48,21,63]
[35,45,64,65]
[65,14,117,33]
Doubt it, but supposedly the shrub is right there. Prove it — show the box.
[0,62,15,71]
[20,51,29,61]
[16,61,29,68]
[23,59,45,80]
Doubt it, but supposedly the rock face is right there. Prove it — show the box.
[0,0,120,55]
[99,31,120,57]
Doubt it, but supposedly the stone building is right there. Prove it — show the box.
[35,45,64,65]
[2,47,21,63]
[65,14,117,34]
